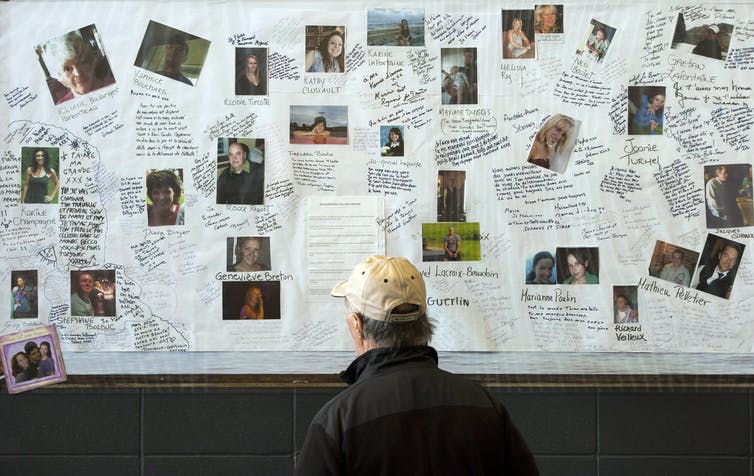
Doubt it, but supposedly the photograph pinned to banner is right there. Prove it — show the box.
[0,325,66,394]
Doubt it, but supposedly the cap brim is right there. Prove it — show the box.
[331,279,348,297]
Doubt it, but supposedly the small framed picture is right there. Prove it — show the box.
[1,324,66,394]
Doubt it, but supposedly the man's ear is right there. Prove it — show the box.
[346,312,362,338]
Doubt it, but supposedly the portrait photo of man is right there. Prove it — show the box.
[671,13,733,61]
[11,270,38,319]
[691,235,745,299]
[704,164,752,228]
[70,270,116,317]
[216,139,265,205]
[649,241,698,288]
[134,21,210,86]
[421,222,481,262]
[613,286,639,324]
[437,171,466,222]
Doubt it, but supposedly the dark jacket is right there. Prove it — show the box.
[696,264,734,298]
[216,163,264,205]
[296,346,539,476]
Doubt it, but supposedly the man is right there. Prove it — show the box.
[706,165,743,228]
[12,275,36,318]
[658,249,691,287]
[156,34,193,85]
[691,244,741,298]
[23,341,42,379]
[585,27,610,62]
[460,48,477,104]
[297,255,538,475]
[444,225,461,261]
[71,272,96,316]
[692,25,723,60]
[614,295,638,324]
[216,142,264,205]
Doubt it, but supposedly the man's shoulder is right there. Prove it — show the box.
[316,365,496,422]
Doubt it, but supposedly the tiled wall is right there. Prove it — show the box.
[1,386,751,475]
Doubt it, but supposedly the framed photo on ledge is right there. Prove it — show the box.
[1,324,66,394]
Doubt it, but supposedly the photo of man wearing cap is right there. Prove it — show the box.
[692,24,722,60]
[297,255,539,475]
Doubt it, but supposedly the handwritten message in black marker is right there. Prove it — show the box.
[0,151,18,205]
[227,33,268,46]
[665,106,724,160]
[726,47,754,70]
[600,166,642,200]
[426,14,487,43]
[609,86,628,134]
[435,133,509,167]
[406,49,437,85]
[641,9,671,68]
[290,152,337,192]
[711,105,753,150]
[376,198,418,233]
[553,69,612,107]
[82,110,124,138]
[135,103,199,159]
[347,43,366,72]
[367,167,417,196]
[3,86,37,109]
[269,52,300,81]
[265,179,295,201]
[493,165,572,201]
[204,112,257,141]
[367,104,433,129]
[653,159,704,221]
[363,63,428,110]
[439,108,497,134]
[255,209,282,234]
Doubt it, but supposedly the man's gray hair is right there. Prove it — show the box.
[359,304,435,348]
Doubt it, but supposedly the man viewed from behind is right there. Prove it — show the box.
[296,255,539,476]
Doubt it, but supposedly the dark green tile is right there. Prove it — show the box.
[0,456,138,475]
[600,391,748,455]
[145,455,292,476]
[144,390,293,454]
[600,457,748,476]
[0,391,139,454]
[492,389,596,454]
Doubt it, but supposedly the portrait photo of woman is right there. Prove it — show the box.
[305,27,345,73]
[366,9,425,46]
[381,126,405,156]
[227,236,271,272]
[20,147,60,204]
[628,86,666,135]
[502,11,535,59]
[557,247,599,284]
[35,24,116,105]
[146,169,185,227]
[527,114,579,173]
[235,48,268,95]
[525,251,556,285]
[222,281,281,320]
[534,4,562,34]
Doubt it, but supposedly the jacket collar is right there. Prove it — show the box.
[339,345,438,385]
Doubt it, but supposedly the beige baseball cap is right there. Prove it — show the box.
[331,255,426,323]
